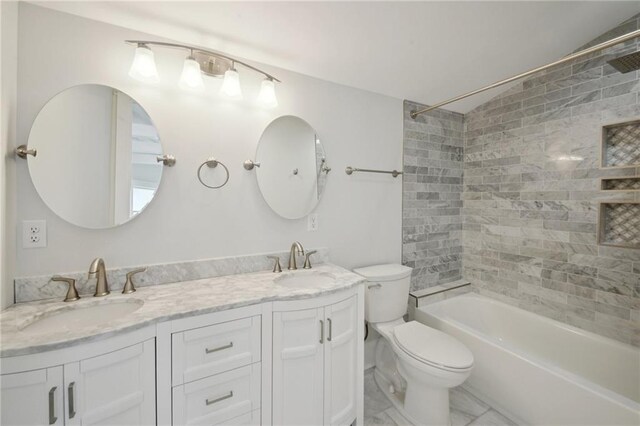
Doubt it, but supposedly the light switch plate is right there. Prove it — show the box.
[307,213,318,231]
[22,220,47,248]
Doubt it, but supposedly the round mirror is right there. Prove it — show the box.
[27,84,163,229]
[255,116,329,219]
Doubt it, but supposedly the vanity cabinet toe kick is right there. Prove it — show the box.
[2,284,364,426]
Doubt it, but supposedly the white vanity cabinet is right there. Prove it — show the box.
[1,366,64,425]
[2,279,364,426]
[156,304,266,426]
[63,339,155,425]
[272,292,361,426]
[1,327,156,426]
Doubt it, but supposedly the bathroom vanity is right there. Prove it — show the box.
[0,264,365,425]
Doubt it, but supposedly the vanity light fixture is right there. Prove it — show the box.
[125,40,281,107]
[257,77,278,108]
[220,65,242,99]
[128,43,160,83]
[179,51,205,91]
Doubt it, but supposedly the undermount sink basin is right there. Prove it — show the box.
[22,300,144,334]
[274,272,336,288]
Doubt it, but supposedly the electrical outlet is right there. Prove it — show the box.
[307,213,319,231]
[22,220,47,248]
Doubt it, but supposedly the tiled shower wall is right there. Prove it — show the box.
[402,101,464,291]
[462,14,640,346]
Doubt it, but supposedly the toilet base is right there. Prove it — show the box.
[373,368,451,426]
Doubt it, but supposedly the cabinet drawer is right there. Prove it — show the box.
[172,316,261,385]
[172,364,261,425]
[225,409,260,426]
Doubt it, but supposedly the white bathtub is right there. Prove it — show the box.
[415,293,640,426]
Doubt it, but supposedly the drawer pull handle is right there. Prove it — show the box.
[319,320,324,344]
[327,318,333,342]
[68,382,76,419]
[206,390,233,406]
[205,342,234,354]
[48,386,57,425]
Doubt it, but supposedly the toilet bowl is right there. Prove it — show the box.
[354,264,474,426]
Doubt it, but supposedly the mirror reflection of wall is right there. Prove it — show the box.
[255,116,328,219]
[27,84,163,229]
[130,102,162,217]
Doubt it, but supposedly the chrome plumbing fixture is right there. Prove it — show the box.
[51,276,80,302]
[88,258,110,297]
[288,241,305,270]
[123,267,147,294]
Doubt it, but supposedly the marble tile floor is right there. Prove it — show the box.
[364,368,517,426]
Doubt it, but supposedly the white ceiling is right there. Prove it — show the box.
[33,1,640,113]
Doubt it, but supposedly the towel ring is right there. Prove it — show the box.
[197,158,230,189]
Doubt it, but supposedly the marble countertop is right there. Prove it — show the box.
[0,264,365,357]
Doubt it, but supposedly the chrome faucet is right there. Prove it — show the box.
[88,258,110,297]
[288,241,305,270]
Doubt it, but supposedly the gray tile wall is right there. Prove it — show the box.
[403,101,465,291]
[462,15,640,346]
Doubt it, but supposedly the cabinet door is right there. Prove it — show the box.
[272,308,324,426]
[324,296,357,426]
[1,366,63,426]
[65,339,155,426]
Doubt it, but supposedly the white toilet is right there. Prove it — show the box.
[354,264,474,426]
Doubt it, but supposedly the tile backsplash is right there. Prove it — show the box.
[15,248,329,303]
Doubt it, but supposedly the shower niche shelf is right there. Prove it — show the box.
[600,176,640,191]
[598,202,640,249]
[601,119,640,168]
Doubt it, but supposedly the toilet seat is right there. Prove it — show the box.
[393,321,473,372]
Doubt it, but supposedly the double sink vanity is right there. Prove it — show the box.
[0,253,365,426]
[6,62,358,426]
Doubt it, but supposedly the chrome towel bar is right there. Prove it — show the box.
[345,166,402,178]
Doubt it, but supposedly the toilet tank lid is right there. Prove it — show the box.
[353,264,412,281]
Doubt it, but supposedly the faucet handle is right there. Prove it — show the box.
[51,276,80,302]
[267,256,282,273]
[303,250,318,269]
[123,268,146,294]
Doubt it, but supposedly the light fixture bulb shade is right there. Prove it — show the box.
[257,78,278,108]
[179,57,205,90]
[128,45,159,83]
[220,69,242,98]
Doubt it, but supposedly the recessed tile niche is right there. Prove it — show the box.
[600,177,640,191]
[598,202,640,249]
[601,119,640,168]
[598,119,640,249]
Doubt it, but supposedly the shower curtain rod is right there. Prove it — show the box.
[410,28,640,119]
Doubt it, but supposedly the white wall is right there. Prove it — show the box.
[13,3,403,281]
[1,1,18,309]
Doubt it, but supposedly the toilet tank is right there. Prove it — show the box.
[353,264,413,323]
